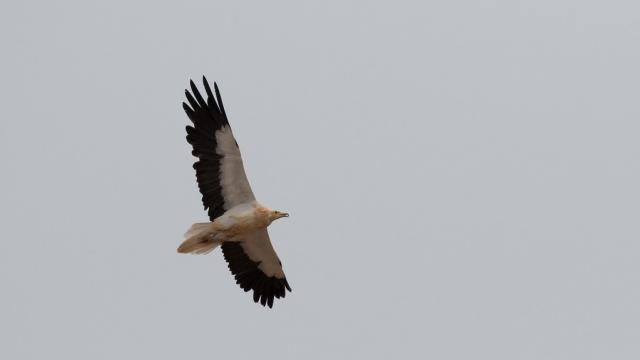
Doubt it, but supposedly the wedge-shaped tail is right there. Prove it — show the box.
[178,223,219,255]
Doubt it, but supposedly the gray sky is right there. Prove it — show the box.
[1,1,639,359]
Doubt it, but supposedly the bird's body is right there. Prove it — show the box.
[214,202,275,238]
[177,77,292,308]
[178,202,286,254]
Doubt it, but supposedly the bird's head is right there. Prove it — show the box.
[270,210,290,222]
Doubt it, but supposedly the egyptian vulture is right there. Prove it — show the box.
[178,77,292,308]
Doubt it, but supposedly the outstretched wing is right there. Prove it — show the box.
[183,77,256,219]
[183,77,292,307]
[222,230,292,308]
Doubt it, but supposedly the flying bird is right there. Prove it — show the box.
[178,77,292,308]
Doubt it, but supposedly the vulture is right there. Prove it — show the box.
[178,77,292,308]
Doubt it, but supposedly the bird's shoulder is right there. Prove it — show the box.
[221,201,261,219]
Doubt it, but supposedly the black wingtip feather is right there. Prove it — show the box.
[221,243,291,309]
[203,76,213,96]
[182,102,195,117]
[185,91,200,112]
[253,285,261,303]
[190,80,207,109]
[183,76,235,220]
[214,82,226,116]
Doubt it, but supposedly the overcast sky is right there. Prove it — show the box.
[1,1,639,359]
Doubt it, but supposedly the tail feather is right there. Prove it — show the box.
[184,222,211,238]
[178,222,220,255]
[177,237,219,254]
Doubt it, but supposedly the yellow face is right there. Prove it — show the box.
[271,210,290,220]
